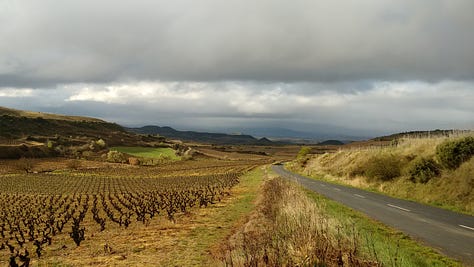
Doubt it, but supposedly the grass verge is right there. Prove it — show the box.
[303,188,462,267]
[215,167,378,266]
[214,166,461,266]
[160,167,264,266]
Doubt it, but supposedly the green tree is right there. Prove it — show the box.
[297,146,311,159]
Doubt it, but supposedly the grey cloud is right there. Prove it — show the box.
[1,80,472,136]
[1,0,474,88]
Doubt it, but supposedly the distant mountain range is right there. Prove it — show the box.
[0,106,373,146]
[207,126,371,142]
[127,125,370,145]
[128,125,276,145]
[0,106,350,146]
[4,105,469,149]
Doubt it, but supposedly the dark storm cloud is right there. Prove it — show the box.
[1,1,473,136]
[1,0,473,88]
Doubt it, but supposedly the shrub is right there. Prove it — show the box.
[348,164,366,177]
[88,139,107,151]
[46,140,54,149]
[296,146,311,167]
[106,150,127,163]
[297,146,311,158]
[128,157,140,166]
[408,157,440,183]
[364,154,401,181]
[96,139,106,148]
[436,136,474,169]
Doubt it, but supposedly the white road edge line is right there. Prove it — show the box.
[387,204,411,212]
[354,194,366,198]
[459,224,474,231]
[333,188,341,191]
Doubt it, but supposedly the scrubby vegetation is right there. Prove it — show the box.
[106,150,128,163]
[408,157,440,184]
[215,170,460,266]
[296,146,311,167]
[363,153,402,182]
[436,136,474,169]
[289,134,474,214]
[216,176,380,266]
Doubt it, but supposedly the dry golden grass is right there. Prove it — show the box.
[214,170,379,267]
[290,134,474,214]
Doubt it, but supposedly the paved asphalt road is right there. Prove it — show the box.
[272,164,474,265]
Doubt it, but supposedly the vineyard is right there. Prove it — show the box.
[0,158,266,266]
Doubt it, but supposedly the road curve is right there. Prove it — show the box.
[272,164,474,265]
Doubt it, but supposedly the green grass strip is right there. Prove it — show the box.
[110,146,180,160]
[161,167,264,266]
[303,189,462,267]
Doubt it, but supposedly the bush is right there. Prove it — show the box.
[408,157,440,183]
[296,146,311,167]
[88,139,107,152]
[46,140,54,149]
[364,154,401,181]
[96,139,106,148]
[436,136,474,169]
[128,157,140,166]
[297,146,311,158]
[106,150,127,163]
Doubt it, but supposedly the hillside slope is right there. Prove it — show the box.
[289,134,474,214]
[0,106,167,158]
[0,106,104,122]
[0,106,129,142]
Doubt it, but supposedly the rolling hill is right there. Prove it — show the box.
[0,106,105,122]
[0,106,167,158]
[1,107,126,142]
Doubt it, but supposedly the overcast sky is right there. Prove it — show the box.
[1,0,473,138]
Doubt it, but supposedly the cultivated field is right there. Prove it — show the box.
[0,156,268,266]
[1,131,467,266]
